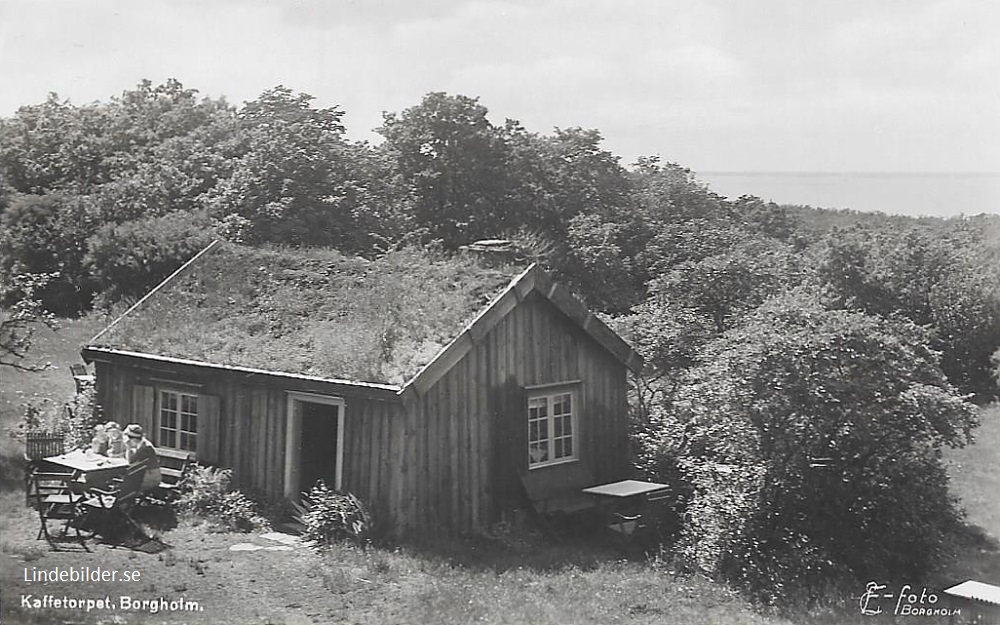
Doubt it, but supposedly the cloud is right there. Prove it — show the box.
[0,0,996,172]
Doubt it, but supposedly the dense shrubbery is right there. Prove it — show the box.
[176,465,270,533]
[816,224,1000,396]
[295,481,372,548]
[636,292,978,605]
[85,210,216,304]
[0,194,98,315]
[7,379,101,451]
[62,379,103,450]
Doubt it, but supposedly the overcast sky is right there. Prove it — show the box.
[1,0,998,174]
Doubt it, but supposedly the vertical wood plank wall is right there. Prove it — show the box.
[92,359,405,530]
[399,292,629,536]
[91,288,630,538]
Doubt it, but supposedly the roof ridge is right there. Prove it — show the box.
[401,264,643,397]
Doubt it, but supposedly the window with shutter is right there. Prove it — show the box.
[134,384,220,464]
[159,389,199,453]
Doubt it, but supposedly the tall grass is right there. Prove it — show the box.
[291,538,795,625]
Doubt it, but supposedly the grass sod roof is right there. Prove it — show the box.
[90,243,521,385]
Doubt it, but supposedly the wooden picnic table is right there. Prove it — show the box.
[581,479,674,549]
[581,479,670,500]
[42,449,129,489]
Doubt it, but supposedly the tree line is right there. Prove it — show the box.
[3,79,1000,604]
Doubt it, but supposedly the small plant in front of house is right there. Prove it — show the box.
[6,399,59,441]
[295,481,372,549]
[9,379,104,454]
[176,464,270,533]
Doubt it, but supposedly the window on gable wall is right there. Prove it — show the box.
[528,387,577,469]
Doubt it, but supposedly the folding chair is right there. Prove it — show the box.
[32,469,88,550]
[24,432,65,505]
[77,460,148,542]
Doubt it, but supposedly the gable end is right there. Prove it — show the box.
[403,264,643,396]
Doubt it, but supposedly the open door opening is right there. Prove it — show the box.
[284,392,344,499]
[299,401,339,494]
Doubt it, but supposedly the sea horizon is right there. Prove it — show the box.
[696,171,1000,219]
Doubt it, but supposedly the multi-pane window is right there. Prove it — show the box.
[528,390,576,468]
[160,390,198,452]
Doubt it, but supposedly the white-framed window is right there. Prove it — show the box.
[159,389,198,453]
[528,387,577,469]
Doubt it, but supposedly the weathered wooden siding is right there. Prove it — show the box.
[399,291,629,536]
[91,355,405,530]
[88,284,631,538]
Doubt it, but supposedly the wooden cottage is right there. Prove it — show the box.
[82,242,643,536]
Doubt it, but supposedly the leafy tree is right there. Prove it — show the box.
[628,156,728,225]
[95,80,239,223]
[0,273,57,371]
[208,86,380,250]
[0,193,98,313]
[84,210,216,303]
[643,291,978,604]
[729,194,796,241]
[994,346,1000,386]
[499,123,640,309]
[0,80,235,206]
[817,224,1000,395]
[643,219,754,276]
[650,236,806,334]
[377,92,512,245]
[559,213,639,313]
[0,95,114,194]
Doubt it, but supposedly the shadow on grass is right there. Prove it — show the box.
[81,505,178,555]
[397,513,662,575]
[933,521,1000,588]
[133,499,181,532]
[0,452,27,491]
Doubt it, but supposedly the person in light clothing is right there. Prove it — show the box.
[105,421,125,459]
[123,424,162,492]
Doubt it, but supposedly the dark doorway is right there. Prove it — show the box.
[299,401,340,494]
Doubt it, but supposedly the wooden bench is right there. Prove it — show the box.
[153,448,194,500]
[519,463,597,538]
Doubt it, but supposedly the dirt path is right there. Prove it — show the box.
[1,498,342,625]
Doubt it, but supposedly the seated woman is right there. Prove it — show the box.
[123,424,162,492]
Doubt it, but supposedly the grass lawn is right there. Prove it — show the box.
[1,316,998,625]
[1,486,796,625]
[936,402,1000,587]
[0,314,110,487]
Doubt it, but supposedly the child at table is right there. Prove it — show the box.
[105,421,125,459]
[123,424,162,492]
[90,425,108,455]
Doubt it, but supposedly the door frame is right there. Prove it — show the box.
[284,391,345,498]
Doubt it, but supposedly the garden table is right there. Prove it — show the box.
[42,449,129,490]
[581,479,670,500]
[581,480,673,549]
